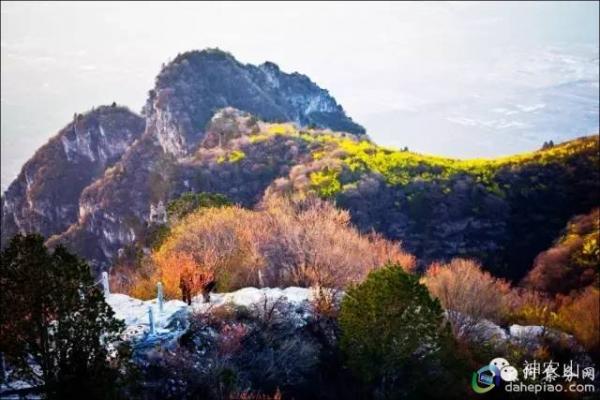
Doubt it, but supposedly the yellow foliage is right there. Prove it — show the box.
[216,150,246,164]
[309,168,341,197]
[555,286,600,354]
[266,123,296,135]
[244,122,597,198]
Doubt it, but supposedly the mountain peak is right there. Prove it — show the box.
[170,48,237,66]
[260,61,281,72]
[145,49,365,157]
[2,48,366,265]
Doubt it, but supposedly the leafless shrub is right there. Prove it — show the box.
[128,194,415,297]
[423,258,511,338]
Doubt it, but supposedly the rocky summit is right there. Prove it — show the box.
[1,106,145,247]
[1,49,365,270]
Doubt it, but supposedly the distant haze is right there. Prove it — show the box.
[2,1,599,191]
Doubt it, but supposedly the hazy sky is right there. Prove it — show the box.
[2,1,599,191]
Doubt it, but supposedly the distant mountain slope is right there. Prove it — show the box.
[2,49,597,281]
[59,109,597,279]
[1,106,145,247]
[261,129,598,280]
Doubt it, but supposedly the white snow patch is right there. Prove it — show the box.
[105,287,313,341]
[509,324,545,339]
[107,293,187,327]
[210,287,312,308]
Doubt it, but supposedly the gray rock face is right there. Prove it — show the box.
[16,49,364,270]
[144,49,364,157]
[1,106,145,247]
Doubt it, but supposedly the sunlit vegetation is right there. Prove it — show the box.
[126,195,414,300]
[423,256,600,356]
[423,259,511,338]
[246,126,597,281]
[308,167,341,198]
[266,123,296,135]
[217,149,246,163]
[555,286,600,356]
[245,123,597,198]
[522,208,599,294]
[307,134,596,197]
[506,286,600,356]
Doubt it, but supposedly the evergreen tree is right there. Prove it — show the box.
[0,234,127,399]
[166,192,231,223]
[339,265,466,399]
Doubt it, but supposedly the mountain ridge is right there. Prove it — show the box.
[1,49,598,282]
[1,105,145,247]
[2,49,366,269]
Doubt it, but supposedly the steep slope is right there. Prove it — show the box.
[45,50,364,271]
[261,130,598,280]
[1,106,145,247]
[104,114,597,282]
[144,49,364,158]
[522,208,599,294]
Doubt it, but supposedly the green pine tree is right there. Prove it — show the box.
[0,234,127,399]
[166,192,231,223]
[339,265,467,399]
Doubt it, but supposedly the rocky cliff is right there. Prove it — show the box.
[1,106,145,247]
[144,49,364,159]
[2,49,364,271]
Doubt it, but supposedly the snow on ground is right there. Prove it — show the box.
[107,293,187,327]
[105,287,313,343]
[210,287,313,307]
[106,288,573,350]
[509,324,545,339]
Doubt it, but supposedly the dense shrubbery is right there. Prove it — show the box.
[139,297,347,400]
[423,256,600,357]
[258,127,596,200]
[0,234,128,399]
[256,125,598,280]
[423,259,511,337]
[522,208,599,294]
[554,286,600,357]
[138,266,471,399]
[166,192,231,223]
[125,195,414,300]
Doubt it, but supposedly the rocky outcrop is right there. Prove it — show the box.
[46,134,174,270]
[144,49,364,158]
[41,50,364,270]
[1,106,145,247]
